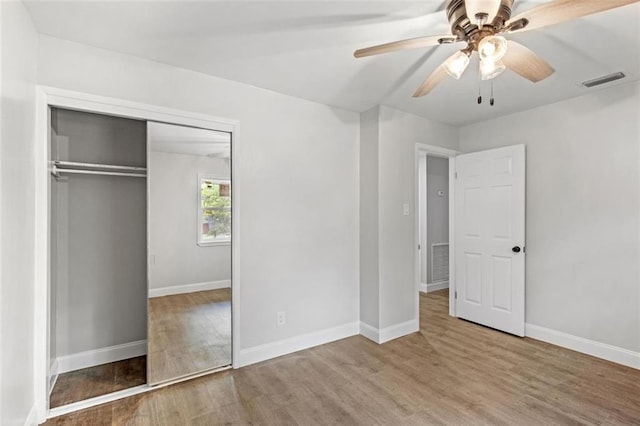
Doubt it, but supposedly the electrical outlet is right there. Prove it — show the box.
[277,311,286,326]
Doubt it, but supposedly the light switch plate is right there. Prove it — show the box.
[403,203,410,216]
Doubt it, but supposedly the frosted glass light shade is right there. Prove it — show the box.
[478,35,508,62]
[444,51,471,80]
[480,59,506,80]
[465,0,501,24]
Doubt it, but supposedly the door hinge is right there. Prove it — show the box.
[455,291,457,299]
[418,244,421,250]
[454,172,458,179]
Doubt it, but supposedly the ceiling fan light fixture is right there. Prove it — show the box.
[480,59,506,80]
[474,12,489,29]
[465,0,501,26]
[444,50,471,80]
[478,35,508,62]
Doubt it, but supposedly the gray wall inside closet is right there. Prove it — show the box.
[51,109,147,358]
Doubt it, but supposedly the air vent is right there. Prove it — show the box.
[582,72,626,88]
[431,243,449,283]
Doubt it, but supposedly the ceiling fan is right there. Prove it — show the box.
[354,0,639,98]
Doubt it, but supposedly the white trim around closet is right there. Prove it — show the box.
[33,86,242,423]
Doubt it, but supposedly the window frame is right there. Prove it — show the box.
[197,173,231,247]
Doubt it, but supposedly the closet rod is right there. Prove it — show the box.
[52,167,146,178]
[54,161,147,172]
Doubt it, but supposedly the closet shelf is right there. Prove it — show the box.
[51,161,147,179]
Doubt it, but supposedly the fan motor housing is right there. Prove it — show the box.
[446,0,514,40]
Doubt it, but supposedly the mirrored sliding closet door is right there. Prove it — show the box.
[147,122,232,385]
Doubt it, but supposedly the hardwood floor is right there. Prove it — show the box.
[147,288,231,385]
[47,289,640,425]
[50,356,146,408]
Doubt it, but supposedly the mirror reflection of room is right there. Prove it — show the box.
[147,122,232,385]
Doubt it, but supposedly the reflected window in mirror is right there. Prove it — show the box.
[198,174,231,246]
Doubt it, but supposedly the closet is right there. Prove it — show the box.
[49,108,148,406]
[46,105,233,412]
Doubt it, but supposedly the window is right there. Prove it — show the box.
[198,175,231,246]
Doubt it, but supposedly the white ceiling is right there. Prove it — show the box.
[149,121,230,158]
[24,1,640,126]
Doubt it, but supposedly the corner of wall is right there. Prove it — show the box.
[359,319,419,345]
[0,1,39,424]
[358,105,381,329]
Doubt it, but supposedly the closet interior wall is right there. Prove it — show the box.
[50,108,147,375]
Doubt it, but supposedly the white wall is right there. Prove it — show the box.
[360,106,458,333]
[37,36,360,353]
[426,156,449,284]
[377,106,458,328]
[0,1,38,424]
[149,151,231,291]
[359,106,380,328]
[460,82,640,353]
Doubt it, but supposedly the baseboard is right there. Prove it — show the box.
[24,404,38,426]
[419,283,428,293]
[359,322,380,342]
[525,324,640,370]
[149,279,231,298]
[359,319,419,344]
[237,322,359,367]
[49,359,59,396]
[57,340,147,374]
[427,281,449,292]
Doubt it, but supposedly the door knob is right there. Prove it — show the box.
[512,246,521,253]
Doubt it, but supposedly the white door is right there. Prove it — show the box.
[455,145,525,336]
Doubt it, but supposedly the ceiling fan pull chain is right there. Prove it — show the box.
[490,82,495,106]
[477,80,482,105]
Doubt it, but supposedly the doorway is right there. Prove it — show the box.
[419,154,450,295]
[414,143,526,336]
[414,144,457,323]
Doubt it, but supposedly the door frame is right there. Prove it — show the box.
[33,86,241,422]
[414,143,459,321]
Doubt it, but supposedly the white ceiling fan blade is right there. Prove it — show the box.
[507,0,640,33]
[502,40,555,82]
[354,35,458,58]
[413,51,464,97]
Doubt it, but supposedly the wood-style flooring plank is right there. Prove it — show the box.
[47,290,640,425]
[147,288,231,384]
[49,356,146,408]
